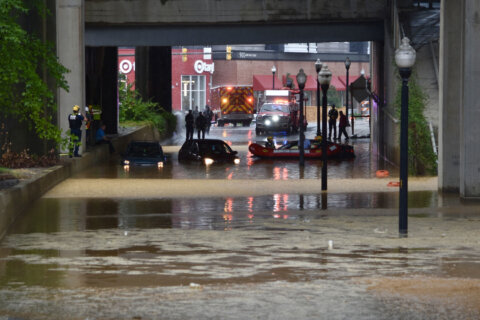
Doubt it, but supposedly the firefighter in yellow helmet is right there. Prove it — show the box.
[312,135,322,149]
[68,105,85,157]
[265,136,275,149]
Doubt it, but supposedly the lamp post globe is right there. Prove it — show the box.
[271,65,277,89]
[344,57,351,69]
[315,59,323,136]
[318,64,332,191]
[296,69,307,166]
[395,37,416,237]
[296,68,306,89]
[315,59,322,73]
[395,37,416,69]
[318,64,332,86]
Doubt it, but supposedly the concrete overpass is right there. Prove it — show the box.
[52,0,480,198]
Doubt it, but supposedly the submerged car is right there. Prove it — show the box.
[122,141,167,169]
[178,139,240,165]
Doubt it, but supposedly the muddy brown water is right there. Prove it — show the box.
[1,120,480,319]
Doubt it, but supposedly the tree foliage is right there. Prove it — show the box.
[119,81,177,138]
[0,0,69,144]
[395,71,437,176]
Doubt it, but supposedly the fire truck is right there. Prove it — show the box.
[210,86,254,127]
[255,89,307,135]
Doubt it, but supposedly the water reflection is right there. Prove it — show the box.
[8,191,438,234]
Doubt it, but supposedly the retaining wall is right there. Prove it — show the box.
[0,126,159,240]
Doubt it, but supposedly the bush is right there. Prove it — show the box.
[395,71,437,176]
[119,82,177,138]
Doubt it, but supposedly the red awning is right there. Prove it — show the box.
[253,75,282,91]
[281,75,317,91]
[329,76,346,91]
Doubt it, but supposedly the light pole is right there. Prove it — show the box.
[318,64,332,190]
[395,37,416,237]
[296,69,307,167]
[315,59,323,136]
[344,57,351,130]
[271,65,277,89]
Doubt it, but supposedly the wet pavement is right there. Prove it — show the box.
[1,119,480,319]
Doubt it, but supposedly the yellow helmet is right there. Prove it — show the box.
[315,135,322,141]
[73,105,80,112]
[267,136,273,141]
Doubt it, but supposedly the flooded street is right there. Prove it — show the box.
[1,119,480,319]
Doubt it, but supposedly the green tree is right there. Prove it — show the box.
[395,71,437,176]
[0,0,69,145]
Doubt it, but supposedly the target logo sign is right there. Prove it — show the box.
[119,60,135,74]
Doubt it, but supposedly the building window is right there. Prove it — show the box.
[181,75,206,111]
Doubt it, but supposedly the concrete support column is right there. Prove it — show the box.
[56,0,85,152]
[460,0,480,197]
[440,0,480,197]
[135,46,172,112]
[86,47,118,135]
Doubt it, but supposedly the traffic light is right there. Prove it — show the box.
[182,47,187,62]
[226,45,232,60]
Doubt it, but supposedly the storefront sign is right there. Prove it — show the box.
[194,60,214,74]
[119,59,135,74]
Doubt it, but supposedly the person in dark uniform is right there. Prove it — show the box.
[337,110,350,141]
[68,105,84,157]
[327,104,338,140]
[204,105,213,134]
[196,112,207,139]
[185,110,194,141]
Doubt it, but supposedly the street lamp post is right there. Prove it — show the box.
[344,57,351,131]
[296,69,307,167]
[318,64,332,190]
[271,65,277,90]
[315,59,323,136]
[395,37,416,237]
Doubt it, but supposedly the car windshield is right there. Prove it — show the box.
[129,143,162,156]
[260,104,289,113]
[199,141,232,155]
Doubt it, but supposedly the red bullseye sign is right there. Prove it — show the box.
[119,60,135,74]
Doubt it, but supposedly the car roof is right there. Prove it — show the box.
[129,140,161,145]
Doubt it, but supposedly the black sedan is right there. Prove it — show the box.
[178,139,240,165]
[122,141,167,169]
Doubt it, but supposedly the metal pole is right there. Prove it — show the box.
[299,89,305,167]
[350,86,355,135]
[272,73,275,89]
[345,68,349,125]
[399,67,411,236]
[321,84,329,190]
[316,79,321,136]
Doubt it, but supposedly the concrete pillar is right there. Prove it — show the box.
[56,0,85,153]
[460,0,480,197]
[86,47,118,135]
[135,46,172,112]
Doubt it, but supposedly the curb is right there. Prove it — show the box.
[0,126,159,240]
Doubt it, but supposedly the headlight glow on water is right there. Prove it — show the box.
[234,158,240,165]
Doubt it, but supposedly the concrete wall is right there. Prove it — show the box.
[56,0,86,152]
[84,0,387,24]
[415,43,439,130]
[0,126,159,240]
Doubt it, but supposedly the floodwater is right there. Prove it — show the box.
[1,119,480,319]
